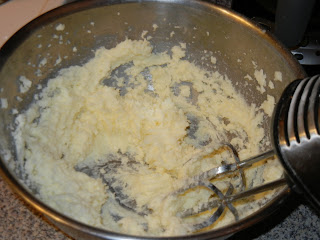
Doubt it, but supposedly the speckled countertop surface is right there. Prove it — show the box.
[0,0,320,240]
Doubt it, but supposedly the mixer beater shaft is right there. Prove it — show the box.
[175,75,320,232]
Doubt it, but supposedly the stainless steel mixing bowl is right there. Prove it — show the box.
[0,0,306,239]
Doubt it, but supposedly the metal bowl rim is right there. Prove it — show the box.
[0,0,305,239]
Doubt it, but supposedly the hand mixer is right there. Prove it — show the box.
[75,74,320,232]
[173,75,320,232]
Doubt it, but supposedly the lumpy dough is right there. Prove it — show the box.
[13,39,283,236]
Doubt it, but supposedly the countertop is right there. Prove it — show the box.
[0,0,320,240]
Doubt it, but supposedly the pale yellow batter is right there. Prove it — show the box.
[13,39,283,236]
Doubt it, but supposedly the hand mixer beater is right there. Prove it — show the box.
[174,75,320,232]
